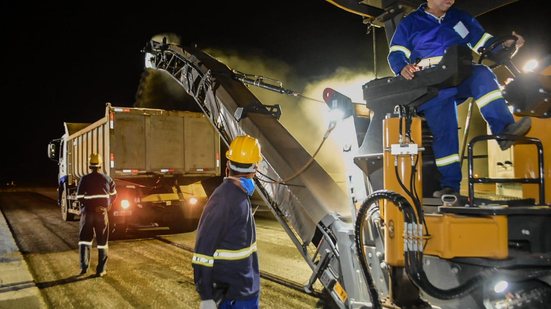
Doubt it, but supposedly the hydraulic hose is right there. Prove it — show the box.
[355,190,499,303]
[355,190,415,309]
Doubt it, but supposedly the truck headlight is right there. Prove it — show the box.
[120,199,131,209]
[188,197,198,205]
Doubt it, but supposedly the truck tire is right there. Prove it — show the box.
[60,189,76,221]
[110,223,128,240]
[169,218,199,233]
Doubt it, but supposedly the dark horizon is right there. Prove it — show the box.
[2,0,549,187]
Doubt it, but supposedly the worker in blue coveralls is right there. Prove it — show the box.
[388,0,531,198]
[76,153,117,277]
[192,135,262,309]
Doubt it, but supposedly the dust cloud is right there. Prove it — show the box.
[206,49,374,193]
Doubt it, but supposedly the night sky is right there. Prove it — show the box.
[2,1,549,186]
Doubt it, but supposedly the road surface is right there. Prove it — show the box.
[0,189,326,308]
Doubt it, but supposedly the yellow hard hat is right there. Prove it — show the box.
[89,153,102,168]
[225,135,262,164]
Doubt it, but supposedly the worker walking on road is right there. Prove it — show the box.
[76,153,117,277]
[192,135,262,309]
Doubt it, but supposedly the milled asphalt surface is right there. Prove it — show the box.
[0,196,48,308]
[0,188,322,308]
[0,187,60,308]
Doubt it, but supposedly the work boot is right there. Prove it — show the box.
[433,187,460,206]
[79,243,91,275]
[96,270,107,277]
[433,187,459,198]
[96,247,108,277]
[498,117,531,151]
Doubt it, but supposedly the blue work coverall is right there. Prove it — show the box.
[388,3,514,192]
[192,178,260,308]
[76,170,117,273]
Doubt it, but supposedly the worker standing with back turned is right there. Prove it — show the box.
[192,135,262,309]
[76,153,117,277]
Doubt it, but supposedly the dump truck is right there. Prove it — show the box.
[47,103,220,234]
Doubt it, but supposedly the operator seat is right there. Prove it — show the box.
[357,45,473,195]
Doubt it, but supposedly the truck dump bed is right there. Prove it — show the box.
[65,104,220,181]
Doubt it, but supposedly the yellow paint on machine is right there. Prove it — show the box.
[382,117,423,267]
[423,214,508,259]
[333,281,348,303]
[381,117,508,266]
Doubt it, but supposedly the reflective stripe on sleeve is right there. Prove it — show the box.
[213,242,257,261]
[83,194,111,199]
[389,45,411,58]
[192,253,214,267]
[471,33,493,53]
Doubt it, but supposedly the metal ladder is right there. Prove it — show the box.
[467,134,545,206]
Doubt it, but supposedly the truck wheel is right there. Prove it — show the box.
[110,224,127,240]
[60,190,76,221]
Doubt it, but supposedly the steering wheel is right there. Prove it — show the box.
[477,34,518,65]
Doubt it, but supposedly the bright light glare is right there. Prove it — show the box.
[328,109,345,123]
[494,280,509,293]
[188,197,198,205]
[522,59,539,73]
[120,200,130,209]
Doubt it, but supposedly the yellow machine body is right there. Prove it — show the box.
[382,117,423,266]
[382,117,509,266]
[423,214,508,259]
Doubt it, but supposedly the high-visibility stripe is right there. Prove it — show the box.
[192,253,214,267]
[192,243,257,267]
[77,190,116,199]
[472,33,493,53]
[97,245,108,249]
[82,194,110,199]
[214,243,257,261]
[79,241,93,246]
[475,90,503,109]
[435,154,460,167]
[389,45,411,59]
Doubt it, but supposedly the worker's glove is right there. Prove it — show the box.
[199,299,217,309]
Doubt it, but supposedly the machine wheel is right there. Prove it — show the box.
[60,189,76,221]
[485,279,551,309]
